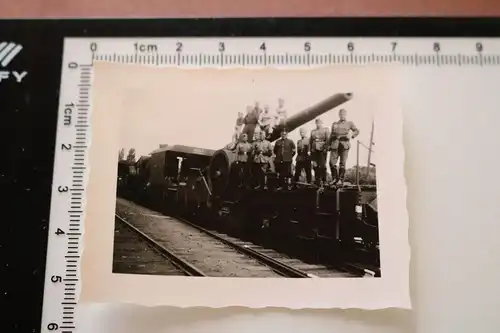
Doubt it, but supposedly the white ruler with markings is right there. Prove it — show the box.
[41,37,500,332]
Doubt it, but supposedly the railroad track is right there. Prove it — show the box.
[115,207,283,278]
[254,236,378,278]
[174,216,354,278]
[115,215,207,276]
[342,262,379,277]
[116,198,361,278]
[117,212,312,278]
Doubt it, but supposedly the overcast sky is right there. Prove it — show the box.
[111,66,388,168]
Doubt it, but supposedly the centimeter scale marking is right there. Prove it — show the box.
[95,51,500,66]
[42,37,500,333]
[87,37,500,67]
[43,58,92,332]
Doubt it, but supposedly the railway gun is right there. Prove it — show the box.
[115,91,380,273]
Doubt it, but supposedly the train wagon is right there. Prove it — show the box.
[144,145,216,213]
[128,155,151,203]
[116,160,137,196]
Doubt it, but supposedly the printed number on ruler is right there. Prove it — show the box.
[41,53,92,333]
[83,38,500,66]
[41,36,500,333]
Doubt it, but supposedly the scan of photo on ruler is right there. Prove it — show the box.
[79,56,410,309]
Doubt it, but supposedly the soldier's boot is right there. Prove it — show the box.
[313,168,321,186]
[255,172,263,190]
[276,176,283,190]
[330,165,338,184]
[339,167,346,185]
[254,175,261,189]
[320,167,327,187]
[306,172,312,184]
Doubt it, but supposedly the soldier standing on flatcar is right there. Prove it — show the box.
[241,105,259,143]
[309,118,330,186]
[275,98,288,127]
[258,105,274,137]
[274,129,296,190]
[253,124,262,142]
[235,111,245,136]
[253,101,263,116]
[294,127,312,184]
[235,133,252,187]
[252,131,273,189]
[226,125,241,150]
[329,108,360,185]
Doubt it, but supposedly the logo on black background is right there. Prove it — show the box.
[0,41,28,84]
[0,42,23,67]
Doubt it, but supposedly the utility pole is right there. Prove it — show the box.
[366,119,375,178]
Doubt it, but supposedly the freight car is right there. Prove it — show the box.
[116,156,150,199]
[117,160,136,195]
[129,155,151,203]
[143,144,215,214]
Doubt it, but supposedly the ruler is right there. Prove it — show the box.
[41,36,500,332]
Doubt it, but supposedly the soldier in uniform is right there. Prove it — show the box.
[253,124,262,142]
[309,118,330,186]
[258,105,274,137]
[235,111,245,136]
[294,127,312,184]
[252,131,273,189]
[234,133,252,187]
[273,129,296,190]
[275,98,288,127]
[329,109,360,184]
[225,125,241,150]
[253,101,263,117]
[242,105,259,143]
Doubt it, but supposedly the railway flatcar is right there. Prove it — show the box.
[207,158,379,257]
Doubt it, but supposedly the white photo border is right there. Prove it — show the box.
[80,63,410,310]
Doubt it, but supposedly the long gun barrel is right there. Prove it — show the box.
[209,92,353,196]
[267,92,353,142]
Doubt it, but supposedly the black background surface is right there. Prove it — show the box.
[1,18,499,332]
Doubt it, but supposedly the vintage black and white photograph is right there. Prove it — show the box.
[81,63,409,309]
[114,92,379,279]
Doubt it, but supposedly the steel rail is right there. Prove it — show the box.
[176,217,313,278]
[342,262,379,278]
[115,214,207,277]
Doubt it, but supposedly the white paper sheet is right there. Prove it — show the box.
[80,63,410,309]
